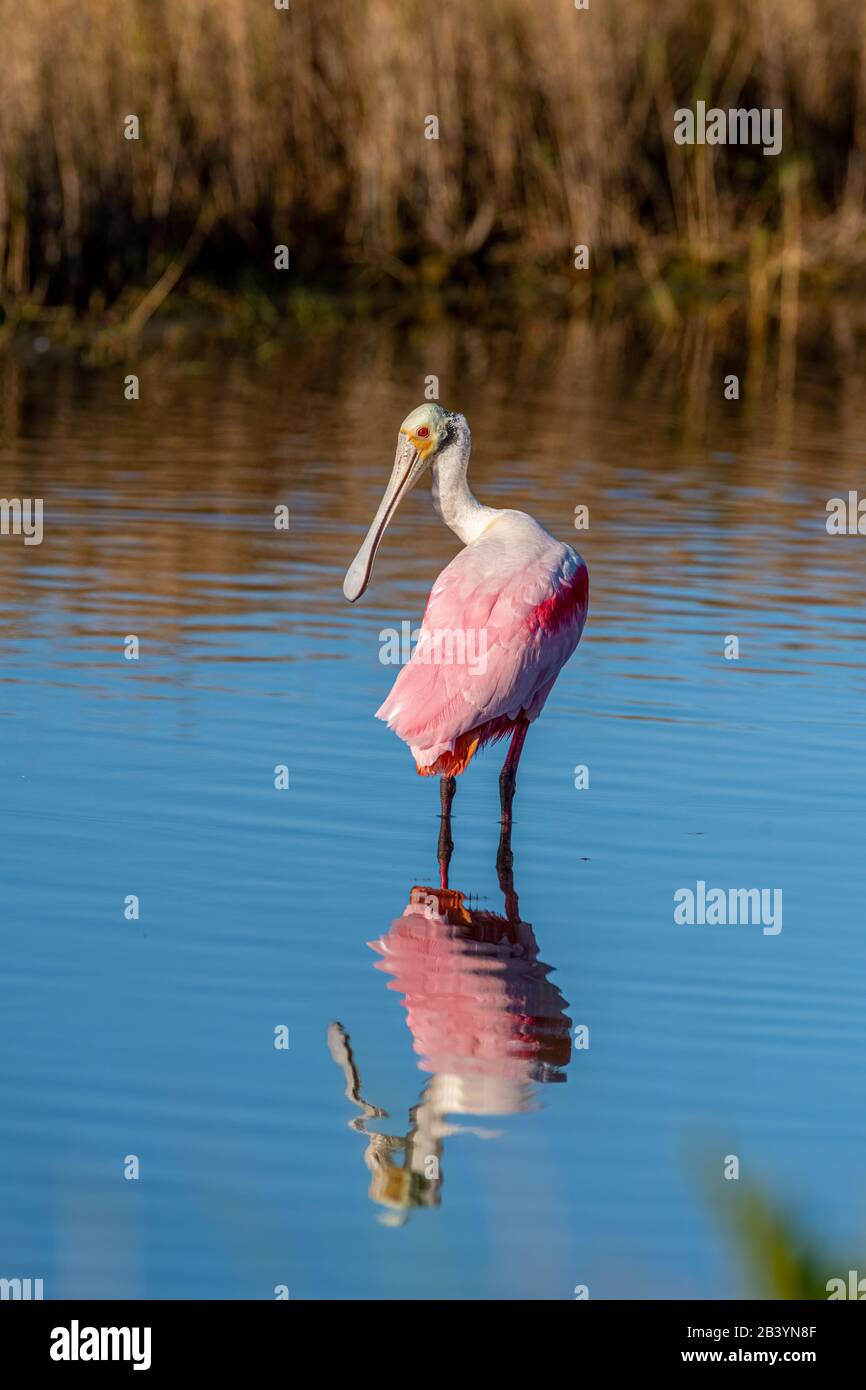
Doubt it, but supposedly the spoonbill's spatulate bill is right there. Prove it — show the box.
[343,403,588,832]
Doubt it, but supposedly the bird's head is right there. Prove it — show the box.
[343,403,454,602]
[397,402,451,460]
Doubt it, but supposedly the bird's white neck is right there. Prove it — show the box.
[431,416,496,545]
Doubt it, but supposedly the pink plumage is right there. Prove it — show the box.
[369,887,572,1088]
[377,510,588,776]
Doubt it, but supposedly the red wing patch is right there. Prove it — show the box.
[526,562,589,636]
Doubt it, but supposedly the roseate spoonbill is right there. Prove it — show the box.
[328,856,571,1222]
[343,403,588,850]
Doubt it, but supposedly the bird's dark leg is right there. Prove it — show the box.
[496,719,529,916]
[496,816,520,923]
[438,775,456,889]
[499,718,530,827]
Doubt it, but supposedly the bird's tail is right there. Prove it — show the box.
[411,713,522,777]
[414,731,481,778]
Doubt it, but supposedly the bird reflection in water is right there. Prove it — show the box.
[329,821,572,1224]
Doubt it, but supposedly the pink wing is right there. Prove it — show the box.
[377,517,588,770]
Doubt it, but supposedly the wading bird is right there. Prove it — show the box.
[343,404,588,870]
[328,847,572,1223]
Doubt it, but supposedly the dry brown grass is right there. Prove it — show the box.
[1,0,864,317]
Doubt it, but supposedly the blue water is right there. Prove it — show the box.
[1,327,864,1299]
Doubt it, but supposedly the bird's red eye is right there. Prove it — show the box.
[416,426,430,438]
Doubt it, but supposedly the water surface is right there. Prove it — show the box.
[1,319,864,1299]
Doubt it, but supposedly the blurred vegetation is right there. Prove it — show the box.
[1,0,866,335]
[721,1184,862,1300]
